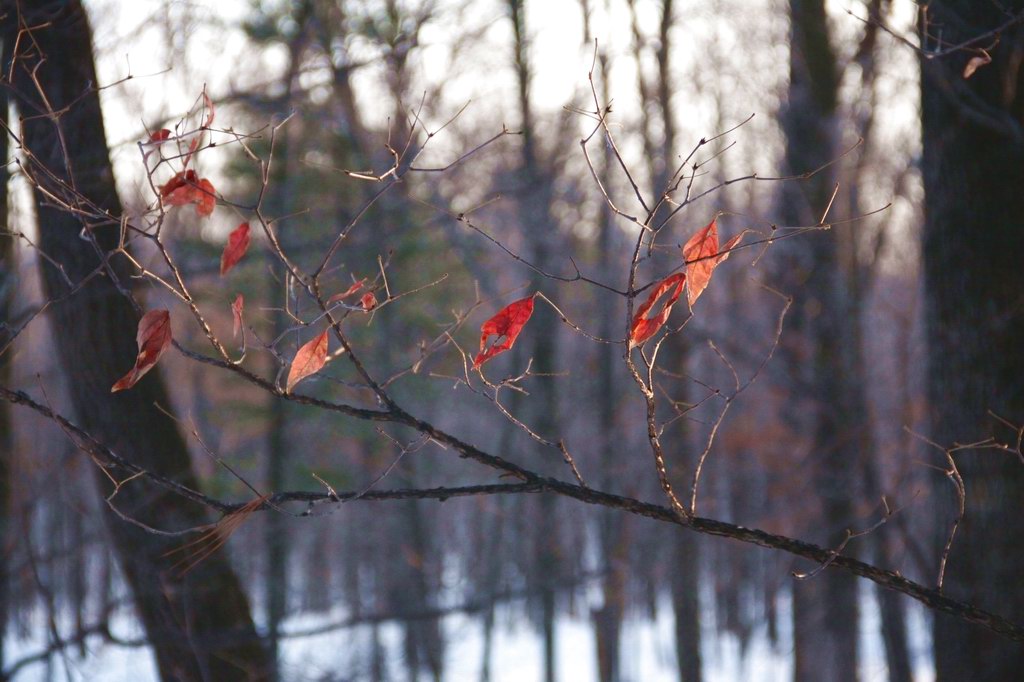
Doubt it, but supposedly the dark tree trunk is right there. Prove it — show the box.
[2,2,270,679]
[508,2,563,680]
[781,2,859,681]
[0,60,11,677]
[265,389,288,681]
[671,533,701,682]
[580,9,627,681]
[919,2,1024,680]
[262,7,313,675]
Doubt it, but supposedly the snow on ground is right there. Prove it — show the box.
[5,586,934,681]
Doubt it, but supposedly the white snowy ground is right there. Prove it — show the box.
[6,583,934,681]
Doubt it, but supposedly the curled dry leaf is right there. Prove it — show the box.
[111,309,172,392]
[178,90,215,170]
[160,170,216,217]
[286,330,329,393]
[231,294,244,339]
[473,294,536,369]
[220,222,251,276]
[182,136,201,169]
[149,129,171,143]
[682,217,745,307]
[360,292,378,311]
[201,89,215,128]
[328,278,366,305]
[963,51,992,79]
[629,273,687,349]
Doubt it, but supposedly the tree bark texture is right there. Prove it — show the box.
[2,2,270,679]
[920,2,1024,679]
[781,2,859,681]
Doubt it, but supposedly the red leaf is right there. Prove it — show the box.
[111,310,172,392]
[716,233,744,265]
[160,171,216,217]
[195,178,216,216]
[473,294,536,369]
[629,273,686,348]
[360,292,378,311]
[150,129,171,142]
[161,170,197,200]
[286,330,329,392]
[328,278,366,304]
[682,218,744,307]
[682,218,719,307]
[220,222,251,276]
[231,294,244,339]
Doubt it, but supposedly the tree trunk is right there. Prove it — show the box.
[2,2,270,679]
[671,533,702,682]
[846,5,914,674]
[509,3,562,680]
[0,64,11,677]
[781,2,859,681]
[265,390,287,681]
[579,8,627,680]
[919,2,1024,680]
[262,7,313,675]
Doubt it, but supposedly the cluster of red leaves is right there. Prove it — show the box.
[473,294,536,369]
[471,219,743,368]
[111,310,172,392]
[114,286,375,397]
[160,170,216,217]
[115,95,222,393]
[130,90,365,572]
[627,217,744,349]
[114,219,740,395]
[152,92,218,217]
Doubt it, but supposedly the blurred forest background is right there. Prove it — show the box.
[1,0,1023,680]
